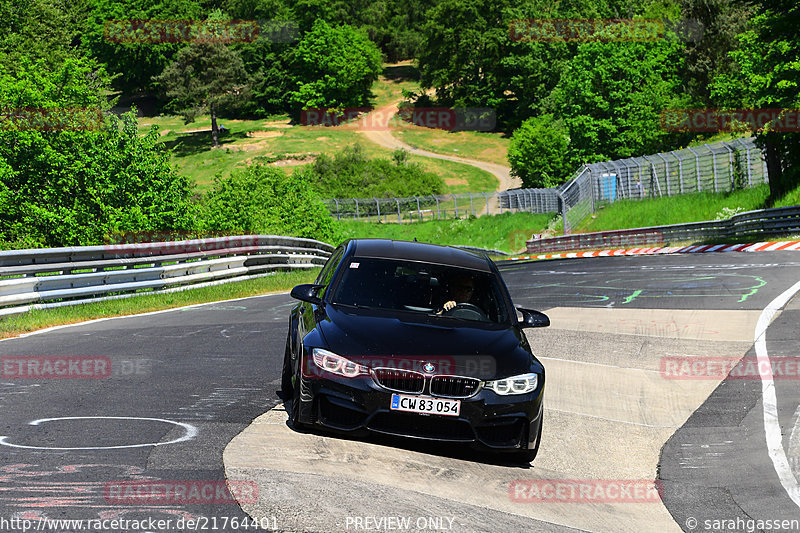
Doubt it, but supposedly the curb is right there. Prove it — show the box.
[504,240,800,262]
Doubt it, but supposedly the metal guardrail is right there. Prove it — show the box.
[525,205,800,253]
[0,235,333,316]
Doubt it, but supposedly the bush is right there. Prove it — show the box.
[297,144,443,198]
[508,116,577,188]
[287,20,383,111]
[200,164,341,244]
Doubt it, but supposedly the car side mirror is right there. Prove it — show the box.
[290,284,325,305]
[517,307,550,328]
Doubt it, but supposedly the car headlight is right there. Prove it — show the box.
[312,348,369,378]
[484,373,539,395]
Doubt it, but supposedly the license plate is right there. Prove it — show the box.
[390,394,461,417]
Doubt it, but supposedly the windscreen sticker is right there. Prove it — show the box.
[350,262,360,269]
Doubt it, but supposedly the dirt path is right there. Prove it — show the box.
[357,100,521,192]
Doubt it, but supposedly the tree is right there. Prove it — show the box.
[295,143,443,198]
[224,0,296,115]
[508,116,576,188]
[547,35,690,163]
[155,42,250,146]
[711,0,800,200]
[0,55,195,247]
[286,19,382,112]
[81,0,204,97]
[679,0,754,105]
[201,164,341,244]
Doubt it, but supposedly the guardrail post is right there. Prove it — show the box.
[711,150,719,192]
[736,138,753,187]
[656,153,670,195]
[632,159,642,198]
[435,196,441,219]
[353,198,360,220]
[414,196,422,221]
[687,146,701,192]
[723,144,735,190]
[333,198,340,220]
[671,151,684,193]
[396,198,402,222]
[558,192,568,234]
[374,197,381,222]
[469,193,475,216]
[454,195,459,218]
[643,156,662,197]
[483,192,489,215]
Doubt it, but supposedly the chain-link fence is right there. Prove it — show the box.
[321,190,558,222]
[321,137,768,231]
[557,137,767,233]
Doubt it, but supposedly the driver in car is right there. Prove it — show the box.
[439,274,477,313]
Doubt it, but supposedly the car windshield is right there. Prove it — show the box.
[330,257,510,324]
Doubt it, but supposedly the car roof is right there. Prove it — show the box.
[347,239,493,272]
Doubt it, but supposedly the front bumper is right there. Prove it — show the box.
[301,371,544,452]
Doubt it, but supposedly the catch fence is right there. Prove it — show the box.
[322,137,768,232]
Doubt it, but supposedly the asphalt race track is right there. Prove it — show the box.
[1,251,799,532]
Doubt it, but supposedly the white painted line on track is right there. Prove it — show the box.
[755,279,800,508]
[0,291,290,343]
[546,407,680,429]
[0,416,198,450]
[539,355,663,373]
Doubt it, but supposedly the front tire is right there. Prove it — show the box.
[289,352,310,430]
[281,335,293,398]
[516,412,543,463]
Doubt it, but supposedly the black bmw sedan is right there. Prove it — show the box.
[281,239,549,462]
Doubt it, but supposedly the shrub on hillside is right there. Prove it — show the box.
[200,164,341,244]
[297,144,443,198]
[508,115,577,189]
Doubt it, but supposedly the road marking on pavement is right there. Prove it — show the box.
[755,279,800,508]
[0,416,198,450]
[0,292,289,342]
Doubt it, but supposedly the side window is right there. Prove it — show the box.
[316,247,344,297]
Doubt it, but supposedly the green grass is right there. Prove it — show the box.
[574,185,772,233]
[370,62,420,108]
[136,61,500,194]
[775,186,800,208]
[417,156,498,192]
[339,212,555,253]
[0,269,319,339]
[140,114,497,194]
[394,129,510,167]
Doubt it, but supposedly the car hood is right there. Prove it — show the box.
[316,305,537,379]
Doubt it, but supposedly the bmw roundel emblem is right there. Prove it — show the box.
[422,362,436,374]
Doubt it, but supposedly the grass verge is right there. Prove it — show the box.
[575,185,772,233]
[394,129,510,167]
[0,269,320,340]
[339,212,555,253]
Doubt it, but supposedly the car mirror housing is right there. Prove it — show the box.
[290,284,325,305]
[517,307,550,328]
